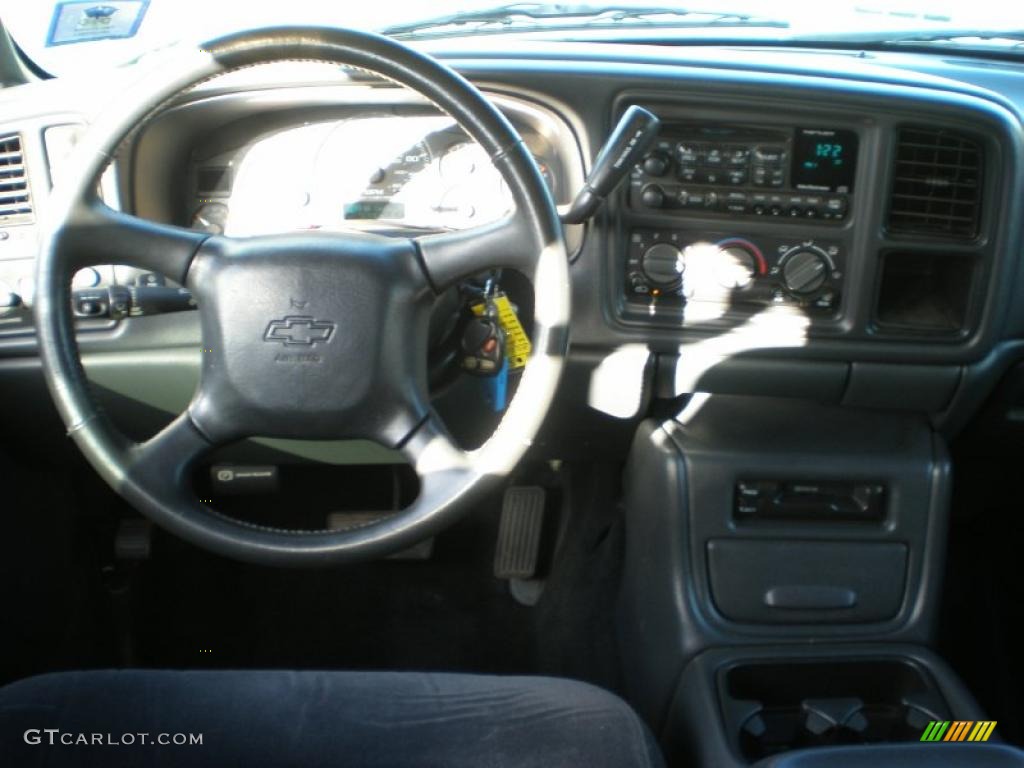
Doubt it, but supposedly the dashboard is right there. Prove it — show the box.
[2,42,1024,449]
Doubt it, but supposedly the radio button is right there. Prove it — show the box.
[726,147,750,166]
[684,191,706,208]
[825,196,848,214]
[721,192,748,214]
[676,143,702,164]
[753,146,787,166]
[726,169,748,185]
[704,147,725,166]
[678,166,699,183]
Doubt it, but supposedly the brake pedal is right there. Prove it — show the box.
[114,518,153,561]
[494,486,546,580]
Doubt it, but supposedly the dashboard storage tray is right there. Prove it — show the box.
[707,540,908,624]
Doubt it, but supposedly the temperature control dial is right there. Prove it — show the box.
[713,239,765,289]
[641,242,685,288]
[781,247,830,295]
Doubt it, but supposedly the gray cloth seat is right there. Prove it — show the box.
[0,669,664,767]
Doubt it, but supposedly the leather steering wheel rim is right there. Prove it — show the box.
[34,27,570,567]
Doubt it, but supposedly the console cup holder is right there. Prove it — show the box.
[720,659,951,761]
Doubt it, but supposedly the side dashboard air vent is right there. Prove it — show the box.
[888,127,982,239]
[0,133,33,224]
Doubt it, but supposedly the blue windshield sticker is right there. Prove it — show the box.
[46,1,150,46]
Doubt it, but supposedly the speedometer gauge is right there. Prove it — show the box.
[362,139,432,199]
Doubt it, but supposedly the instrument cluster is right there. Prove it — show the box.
[187,113,560,237]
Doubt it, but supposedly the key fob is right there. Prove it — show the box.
[460,315,505,376]
[483,358,509,412]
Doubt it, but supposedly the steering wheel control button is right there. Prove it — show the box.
[73,289,109,317]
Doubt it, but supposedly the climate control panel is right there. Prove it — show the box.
[623,229,844,321]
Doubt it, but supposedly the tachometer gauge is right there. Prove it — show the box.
[440,142,483,179]
[190,202,229,234]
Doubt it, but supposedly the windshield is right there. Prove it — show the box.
[1,0,1023,76]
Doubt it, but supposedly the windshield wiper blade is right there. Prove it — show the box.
[882,29,1024,46]
[379,3,787,38]
[785,27,1024,48]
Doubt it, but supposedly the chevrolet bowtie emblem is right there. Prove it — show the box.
[263,316,336,346]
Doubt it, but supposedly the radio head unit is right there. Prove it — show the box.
[629,122,859,222]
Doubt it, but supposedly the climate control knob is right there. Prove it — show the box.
[715,245,757,289]
[641,242,685,288]
[640,184,666,209]
[782,248,829,295]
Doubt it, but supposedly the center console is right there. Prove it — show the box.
[614,395,991,766]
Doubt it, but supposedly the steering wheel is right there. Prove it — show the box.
[34,27,570,566]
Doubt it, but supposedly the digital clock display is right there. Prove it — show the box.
[791,127,858,192]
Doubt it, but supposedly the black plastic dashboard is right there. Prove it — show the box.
[3,40,1024,454]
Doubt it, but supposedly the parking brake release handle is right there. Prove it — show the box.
[561,105,660,225]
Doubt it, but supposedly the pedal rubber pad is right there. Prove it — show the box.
[494,486,546,579]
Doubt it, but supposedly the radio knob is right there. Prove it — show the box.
[715,244,757,289]
[641,242,684,288]
[640,184,667,209]
[642,151,671,177]
[783,249,829,295]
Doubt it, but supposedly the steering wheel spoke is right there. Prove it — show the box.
[399,411,471,478]
[62,197,208,284]
[414,214,536,292]
[125,412,219,498]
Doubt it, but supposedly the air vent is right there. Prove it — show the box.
[888,127,981,239]
[0,134,33,224]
